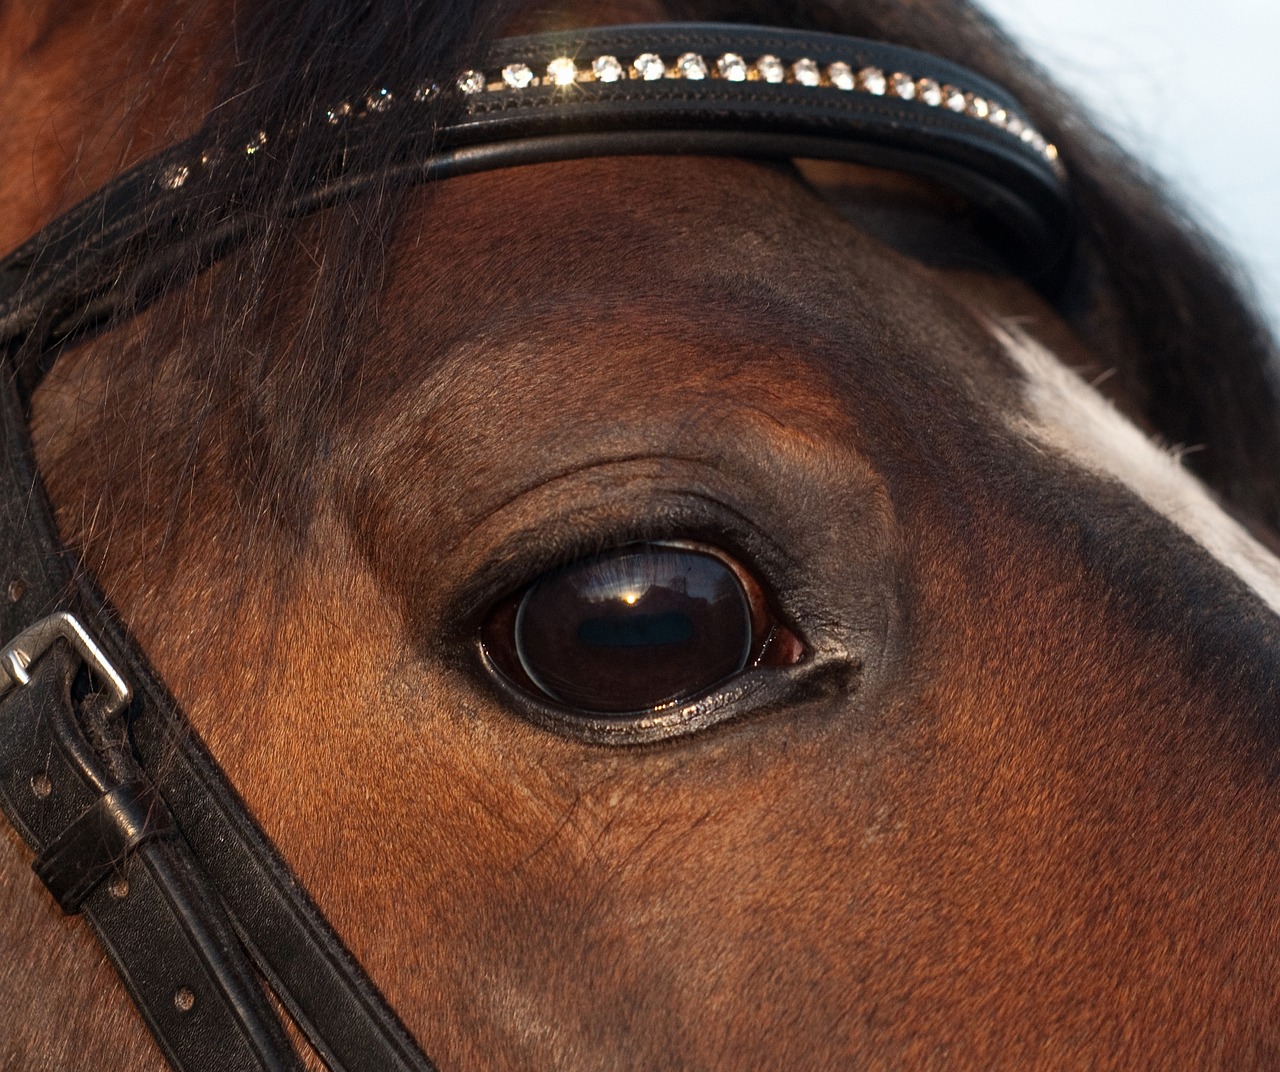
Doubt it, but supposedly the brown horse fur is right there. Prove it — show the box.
[2,1,1279,1069]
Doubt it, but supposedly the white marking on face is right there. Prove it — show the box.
[994,322,1280,619]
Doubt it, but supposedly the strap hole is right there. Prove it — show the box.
[174,987,196,1013]
[107,874,129,899]
[7,578,24,602]
[30,772,52,799]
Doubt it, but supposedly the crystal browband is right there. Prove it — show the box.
[0,23,1075,376]
[449,49,1058,167]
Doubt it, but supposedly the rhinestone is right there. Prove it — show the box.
[244,131,267,155]
[1045,144,1060,162]
[717,53,748,81]
[634,53,666,80]
[365,89,392,112]
[916,78,943,107]
[858,66,887,95]
[827,62,855,90]
[1006,115,1025,138]
[676,52,708,79]
[412,83,437,102]
[967,95,990,119]
[326,101,352,124]
[502,63,534,89]
[458,70,486,94]
[1028,131,1047,151]
[160,164,190,190]
[756,55,785,83]
[592,55,623,82]
[544,58,577,86]
[988,105,1008,128]
[943,86,966,112]
[889,72,916,100]
[791,58,821,86]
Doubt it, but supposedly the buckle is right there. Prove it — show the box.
[0,611,132,717]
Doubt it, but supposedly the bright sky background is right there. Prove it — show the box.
[977,0,1280,338]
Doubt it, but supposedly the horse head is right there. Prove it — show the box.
[1,2,1277,1069]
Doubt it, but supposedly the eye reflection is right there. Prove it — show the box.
[513,544,753,713]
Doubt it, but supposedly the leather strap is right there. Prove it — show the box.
[34,778,173,912]
[0,368,435,1072]
[0,638,303,1071]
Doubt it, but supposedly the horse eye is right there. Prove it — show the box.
[481,543,803,716]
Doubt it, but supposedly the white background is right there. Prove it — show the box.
[977,0,1280,338]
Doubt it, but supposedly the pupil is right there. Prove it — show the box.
[578,612,695,649]
[515,544,752,713]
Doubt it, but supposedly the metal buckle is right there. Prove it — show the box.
[0,612,132,717]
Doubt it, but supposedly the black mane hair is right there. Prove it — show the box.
[53,0,1280,547]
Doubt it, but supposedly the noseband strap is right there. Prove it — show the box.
[0,24,1075,1072]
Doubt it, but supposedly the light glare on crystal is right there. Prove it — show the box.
[943,86,966,112]
[677,52,708,79]
[792,58,821,86]
[592,55,623,82]
[326,102,352,124]
[967,95,989,119]
[366,89,393,112]
[547,57,577,85]
[858,67,887,95]
[756,55,785,83]
[889,72,916,100]
[458,70,486,94]
[917,78,942,107]
[634,53,666,80]
[1006,115,1025,137]
[827,62,855,90]
[717,53,748,81]
[244,131,267,155]
[502,63,535,89]
[988,105,1008,128]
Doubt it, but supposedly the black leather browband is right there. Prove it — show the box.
[0,24,1071,387]
[0,24,1075,1072]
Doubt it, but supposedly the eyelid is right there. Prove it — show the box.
[436,487,797,646]
[476,639,849,746]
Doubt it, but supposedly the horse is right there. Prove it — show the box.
[1,0,1278,1069]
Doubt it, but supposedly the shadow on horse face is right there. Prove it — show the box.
[23,148,1279,1068]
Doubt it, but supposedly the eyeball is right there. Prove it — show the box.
[481,542,803,716]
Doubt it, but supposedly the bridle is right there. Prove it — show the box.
[0,25,1071,1072]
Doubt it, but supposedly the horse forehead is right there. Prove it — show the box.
[389,155,935,320]
[367,155,999,416]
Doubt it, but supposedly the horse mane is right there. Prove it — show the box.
[34,0,1280,573]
